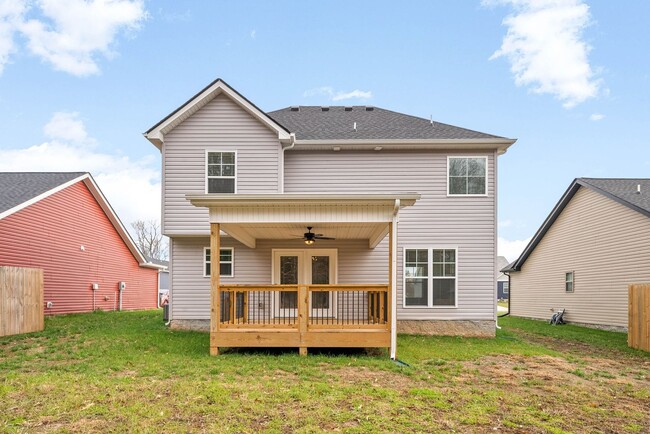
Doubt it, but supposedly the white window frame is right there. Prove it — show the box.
[402,246,458,308]
[447,156,488,197]
[565,271,574,293]
[205,150,237,194]
[502,281,509,294]
[203,247,234,278]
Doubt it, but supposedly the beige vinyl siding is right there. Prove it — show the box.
[162,94,282,235]
[284,150,497,321]
[170,237,389,320]
[510,187,650,328]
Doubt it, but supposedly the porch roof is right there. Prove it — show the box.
[187,193,420,249]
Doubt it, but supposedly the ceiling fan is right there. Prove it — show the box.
[299,227,335,245]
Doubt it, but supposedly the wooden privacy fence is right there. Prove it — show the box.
[628,284,650,352]
[0,266,44,337]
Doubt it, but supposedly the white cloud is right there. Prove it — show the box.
[332,90,372,101]
[498,236,531,263]
[43,111,90,143]
[250,29,256,39]
[303,86,373,102]
[589,113,605,121]
[487,0,601,108]
[0,112,160,226]
[0,0,147,77]
[0,0,28,74]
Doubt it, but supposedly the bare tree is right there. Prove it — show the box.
[131,219,168,260]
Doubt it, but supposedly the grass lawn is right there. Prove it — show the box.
[1,311,649,433]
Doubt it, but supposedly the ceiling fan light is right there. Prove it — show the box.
[304,239,315,245]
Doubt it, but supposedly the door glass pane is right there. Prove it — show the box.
[311,256,329,284]
[280,256,298,284]
[311,256,329,309]
[280,256,298,309]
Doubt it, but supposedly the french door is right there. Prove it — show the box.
[272,249,337,318]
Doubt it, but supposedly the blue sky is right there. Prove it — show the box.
[1,0,648,261]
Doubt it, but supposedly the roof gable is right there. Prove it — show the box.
[144,78,292,149]
[0,172,87,218]
[0,172,163,270]
[505,178,650,272]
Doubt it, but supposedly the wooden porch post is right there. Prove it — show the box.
[298,284,308,356]
[210,223,221,356]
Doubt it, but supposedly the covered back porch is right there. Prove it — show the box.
[188,193,419,358]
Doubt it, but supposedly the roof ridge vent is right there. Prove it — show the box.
[344,106,352,111]
[321,106,329,111]
[290,106,300,112]
[365,106,374,111]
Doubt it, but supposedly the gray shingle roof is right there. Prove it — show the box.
[579,178,650,214]
[267,106,505,141]
[0,172,86,215]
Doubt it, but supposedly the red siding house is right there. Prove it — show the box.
[0,172,163,315]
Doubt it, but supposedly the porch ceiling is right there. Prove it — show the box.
[221,222,389,248]
[187,193,420,249]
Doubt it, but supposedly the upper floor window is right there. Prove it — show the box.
[206,151,236,193]
[448,157,487,196]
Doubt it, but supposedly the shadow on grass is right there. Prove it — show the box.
[221,347,387,357]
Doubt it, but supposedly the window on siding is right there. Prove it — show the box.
[405,249,428,306]
[204,247,234,277]
[448,157,487,195]
[503,281,509,294]
[404,248,457,307]
[206,152,236,193]
[565,272,574,292]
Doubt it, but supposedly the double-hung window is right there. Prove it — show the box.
[448,156,487,195]
[404,248,457,307]
[206,151,236,193]
[204,247,234,277]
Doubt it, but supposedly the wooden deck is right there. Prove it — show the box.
[211,284,391,355]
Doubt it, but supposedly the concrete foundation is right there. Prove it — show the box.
[170,319,210,332]
[397,320,496,337]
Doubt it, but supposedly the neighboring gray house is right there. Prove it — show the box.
[503,178,650,331]
[145,256,169,307]
[144,79,516,357]
[497,256,510,300]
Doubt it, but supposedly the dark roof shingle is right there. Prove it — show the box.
[0,172,86,215]
[578,178,650,215]
[268,106,505,141]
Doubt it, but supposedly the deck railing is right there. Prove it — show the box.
[218,284,389,330]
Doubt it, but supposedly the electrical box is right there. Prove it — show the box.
[92,283,99,291]
[119,281,126,291]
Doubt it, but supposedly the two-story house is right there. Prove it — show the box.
[144,79,515,358]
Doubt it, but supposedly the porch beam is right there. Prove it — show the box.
[221,224,256,249]
[210,223,221,356]
[368,224,389,249]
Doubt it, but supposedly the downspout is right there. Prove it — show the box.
[390,199,400,360]
[280,133,296,193]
